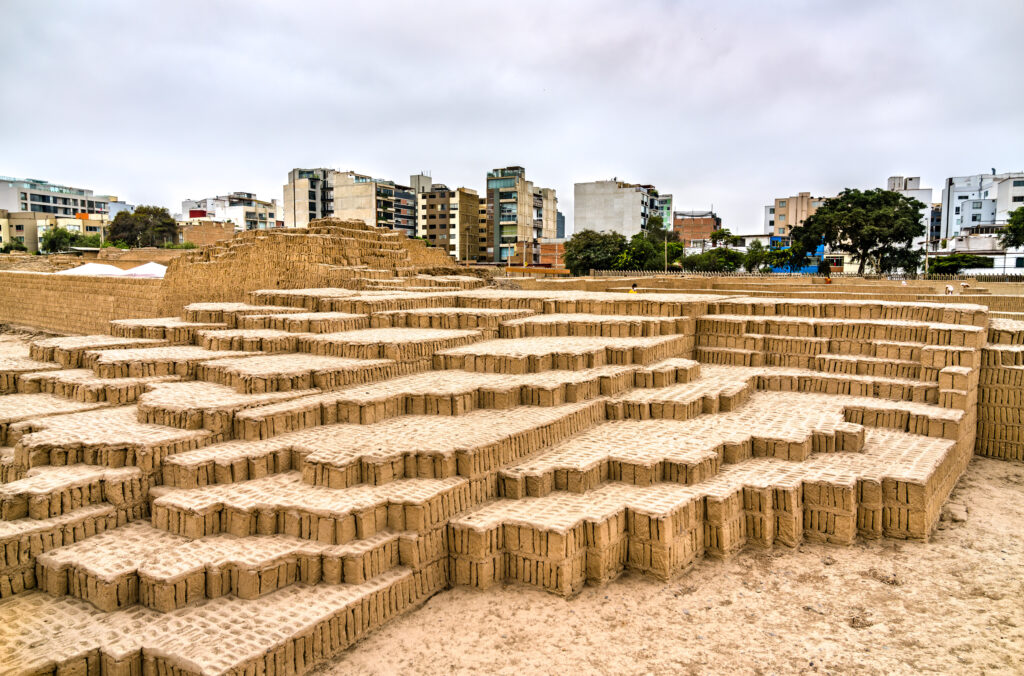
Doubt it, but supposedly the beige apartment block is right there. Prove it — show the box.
[416,185,480,261]
[0,210,108,252]
[772,192,828,237]
[283,169,412,236]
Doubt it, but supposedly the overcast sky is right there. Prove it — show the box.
[2,0,1022,234]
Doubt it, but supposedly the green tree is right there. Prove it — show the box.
[613,233,661,270]
[789,188,926,275]
[71,233,103,248]
[1,240,28,253]
[709,228,742,249]
[666,241,686,265]
[743,240,769,272]
[678,248,744,272]
[643,215,679,244]
[1000,207,1024,249]
[108,206,178,247]
[40,227,72,253]
[562,230,627,275]
[766,247,794,271]
[927,254,994,275]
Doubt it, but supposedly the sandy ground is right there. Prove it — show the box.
[319,458,1024,675]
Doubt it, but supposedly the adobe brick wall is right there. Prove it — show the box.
[0,272,166,335]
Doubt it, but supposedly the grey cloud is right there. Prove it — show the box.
[1,0,1021,233]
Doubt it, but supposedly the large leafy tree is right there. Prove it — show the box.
[678,248,744,272]
[613,233,662,270]
[109,206,178,247]
[562,230,627,276]
[743,240,769,272]
[789,188,926,275]
[710,228,742,249]
[928,254,994,275]
[1000,207,1024,249]
[40,227,72,253]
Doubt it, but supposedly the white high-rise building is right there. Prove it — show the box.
[886,176,933,248]
[939,172,1024,238]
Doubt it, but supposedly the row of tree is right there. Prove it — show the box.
[37,206,181,253]
[563,190,1024,276]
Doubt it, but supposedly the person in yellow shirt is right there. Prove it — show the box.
[629,283,638,294]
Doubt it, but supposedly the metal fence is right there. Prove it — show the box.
[588,269,1024,282]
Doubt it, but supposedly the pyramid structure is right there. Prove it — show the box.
[0,270,1021,675]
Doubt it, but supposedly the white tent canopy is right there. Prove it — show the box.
[54,263,129,276]
[124,262,167,278]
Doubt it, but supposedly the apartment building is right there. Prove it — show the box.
[573,179,652,238]
[484,166,557,264]
[0,210,108,253]
[415,183,481,261]
[939,171,1024,238]
[283,168,413,236]
[672,210,721,247]
[181,192,279,231]
[649,192,673,226]
[0,176,112,217]
[766,191,828,237]
[886,176,934,249]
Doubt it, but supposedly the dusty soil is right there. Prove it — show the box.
[319,457,1024,675]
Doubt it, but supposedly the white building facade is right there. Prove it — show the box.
[181,192,279,231]
[573,179,652,238]
[939,172,1024,239]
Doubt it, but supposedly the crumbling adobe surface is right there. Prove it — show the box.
[0,272,1016,676]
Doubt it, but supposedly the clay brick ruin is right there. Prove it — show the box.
[0,219,1022,675]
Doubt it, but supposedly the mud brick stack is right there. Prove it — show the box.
[977,318,1024,460]
[1,259,1020,676]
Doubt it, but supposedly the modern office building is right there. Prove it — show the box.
[556,211,566,239]
[484,166,557,264]
[181,192,279,231]
[0,176,112,217]
[415,183,481,261]
[672,210,721,247]
[573,179,652,238]
[283,168,413,235]
[939,172,1024,239]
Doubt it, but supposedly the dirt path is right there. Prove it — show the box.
[319,457,1024,675]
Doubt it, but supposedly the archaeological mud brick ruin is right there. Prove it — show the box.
[0,220,1022,675]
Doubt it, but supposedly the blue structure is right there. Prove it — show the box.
[769,237,825,274]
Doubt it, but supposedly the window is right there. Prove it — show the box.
[19,192,26,200]
[1013,196,1024,202]
[972,214,981,222]
[954,207,960,214]
[957,195,968,200]
[778,214,786,221]
[20,203,26,210]
[1017,258,1024,268]
[778,200,787,207]
[972,201,982,209]
[308,190,316,199]
[1014,180,1024,187]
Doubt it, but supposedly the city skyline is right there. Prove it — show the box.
[2,0,1022,235]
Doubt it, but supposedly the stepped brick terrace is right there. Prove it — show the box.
[0,221,1022,675]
